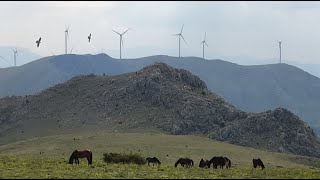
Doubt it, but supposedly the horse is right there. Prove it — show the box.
[146,157,161,166]
[208,156,230,169]
[68,149,93,165]
[199,158,210,168]
[253,158,265,170]
[175,158,194,168]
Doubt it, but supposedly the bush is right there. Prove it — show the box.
[103,152,146,165]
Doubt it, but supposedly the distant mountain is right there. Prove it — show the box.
[0,53,319,135]
[0,63,319,159]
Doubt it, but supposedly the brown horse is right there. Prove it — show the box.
[175,158,194,168]
[253,158,265,170]
[208,156,231,169]
[69,149,93,165]
[146,157,161,166]
[199,158,210,168]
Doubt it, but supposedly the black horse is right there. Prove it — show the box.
[209,156,231,169]
[253,158,265,170]
[175,158,194,168]
[69,149,93,165]
[199,158,210,168]
[146,157,161,166]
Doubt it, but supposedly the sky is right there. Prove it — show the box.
[1,1,320,66]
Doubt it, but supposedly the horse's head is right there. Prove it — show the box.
[174,159,180,167]
[68,155,74,164]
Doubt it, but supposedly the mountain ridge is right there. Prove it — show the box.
[0,53,319,135]
[0,62,319,159]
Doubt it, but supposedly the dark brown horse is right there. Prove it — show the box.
[199,158,210,168]
[146,157,161,166]
[253,158,265,170]
[208,156,231,169]
[175,158,194,168]
[69,149,92,165]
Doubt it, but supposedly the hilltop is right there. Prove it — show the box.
[0,63,319,159]
[0,54,319,135]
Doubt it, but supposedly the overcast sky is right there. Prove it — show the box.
[1,1,320,65]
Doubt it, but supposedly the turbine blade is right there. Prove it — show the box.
[122,28,131,35]
[0,56,5,61]
[181,35,187,45]
[205,41,208,47]
[180,24,184,34]
[113,30,121,35]
[204,32,206,41]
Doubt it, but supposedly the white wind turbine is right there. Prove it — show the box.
[11,48,19,66]
[200,32,208,59]
[173,24,187,58]
[65,25,70,54]
[113,28,130,59]
[277,40,282,64]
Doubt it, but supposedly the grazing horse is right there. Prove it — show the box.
[253,158,265,170]
[199,158,210,168]
[68,149,93,165]
[175,158,194,168]
[209,156,231,169]
[146,157,161,166]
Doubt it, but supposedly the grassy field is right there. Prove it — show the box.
[0,131,320,178]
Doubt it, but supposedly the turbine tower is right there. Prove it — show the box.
[200,32,208,59]
[173,24,187,58]
[278,41,282,64]
[65,25,70,54]
[11,48,19,67]
[113,28,130,59]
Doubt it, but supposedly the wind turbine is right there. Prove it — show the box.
[200,32,208,59]
[11,48,19,67]
[113,28,130,59]
[173,24,187,58]
[65,25,70,54]
[278,41,282,64]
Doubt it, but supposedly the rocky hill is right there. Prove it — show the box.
[0,54,319,135]
[0,63,319,159]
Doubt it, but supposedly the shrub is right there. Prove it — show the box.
[103,152,146,165]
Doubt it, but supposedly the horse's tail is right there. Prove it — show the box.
[89,151,93,165]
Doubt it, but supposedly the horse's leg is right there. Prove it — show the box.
[87,157,90,166]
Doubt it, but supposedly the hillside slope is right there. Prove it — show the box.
[0,63,319,159]
[0,54,319,134]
